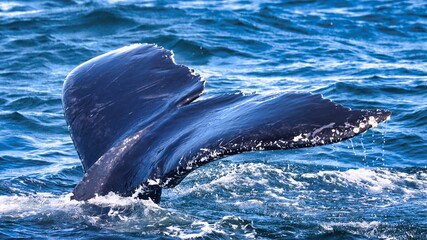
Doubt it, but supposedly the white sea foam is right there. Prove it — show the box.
[164,220,225,239]
[0,9,42,17]
[169,162,306,198]
[0,191,171,222]
[302,168,427,195]
[320,221,382,237]
[0,193,78,218]
[0,191,232,237]
[0,2,21,11]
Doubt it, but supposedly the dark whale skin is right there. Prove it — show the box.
[62,44,391,203]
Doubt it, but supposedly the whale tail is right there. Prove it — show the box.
[62,44,391,203]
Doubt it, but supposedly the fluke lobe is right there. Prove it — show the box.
[62,44,391,203]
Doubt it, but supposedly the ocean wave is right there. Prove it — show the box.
[166,160,427,206]
[0,192,224,239]
[0,164,425,238]
[319,220,427,240]
[3,96,60,111]
[5,34,54,48]
[56,8,137,36]
[302,167,427,195]
[0,111,66,134]
[0,2,23,12]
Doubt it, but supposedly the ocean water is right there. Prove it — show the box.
[0,0,426,239]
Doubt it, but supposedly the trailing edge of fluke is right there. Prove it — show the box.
[62,44,391,203]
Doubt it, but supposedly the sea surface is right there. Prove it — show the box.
[0,0,426,239]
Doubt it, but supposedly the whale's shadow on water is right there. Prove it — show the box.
[62,44,391,203]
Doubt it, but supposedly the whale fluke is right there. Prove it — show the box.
[62,44,391,203]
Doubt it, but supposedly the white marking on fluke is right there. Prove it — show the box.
[148,179,160,186]
[293,134,304,142]
[353,127,360,134]
[368,116,378,128]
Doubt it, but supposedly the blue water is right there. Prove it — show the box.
[0,0,426,239]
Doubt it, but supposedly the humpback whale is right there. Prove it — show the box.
[62,44,391,203]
